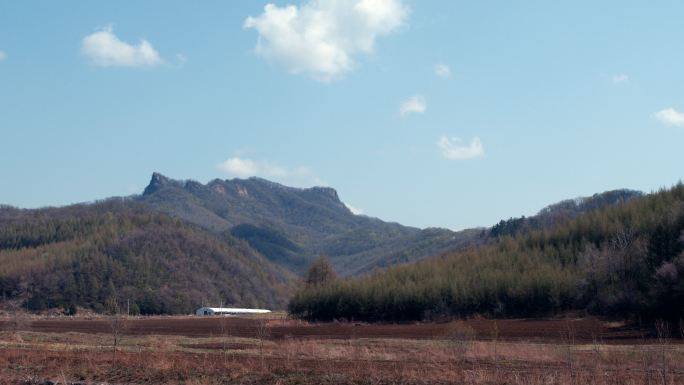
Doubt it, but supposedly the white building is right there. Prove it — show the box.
[195,307,271,316]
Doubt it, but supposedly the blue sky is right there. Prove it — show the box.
[1,0,683,230]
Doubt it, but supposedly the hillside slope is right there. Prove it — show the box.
[289,184,684,323]
[0,201,294,314]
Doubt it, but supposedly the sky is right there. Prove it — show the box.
[1,1,683,230]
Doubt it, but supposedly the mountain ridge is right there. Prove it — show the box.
[0,172,650,314]
[136,172,457,275]
[136,173,645,277]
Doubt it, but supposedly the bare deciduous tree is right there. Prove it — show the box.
[3,303,30,343]
[218,315,232,363]
[108,304,128,360]
[562,321,577,385]
[304,256,337,287]
[443,320,475,364]
[255,318,270,369]
[655,320,670,385]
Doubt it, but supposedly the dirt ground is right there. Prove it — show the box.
[0,315,648,342]
[0,315,682,385]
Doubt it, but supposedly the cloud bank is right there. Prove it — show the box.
[0,51,6,61]
[244,0,408,81]
[438,136,484,160]
[81,26,162,67]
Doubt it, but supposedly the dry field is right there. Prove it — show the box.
[0,315,682,385]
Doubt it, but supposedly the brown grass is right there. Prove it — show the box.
[1,317,683,385]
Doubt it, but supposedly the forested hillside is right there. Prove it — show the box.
[0,173,657,316]
[289,184,684,323]
[0,200,294,314]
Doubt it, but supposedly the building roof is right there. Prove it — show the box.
[197,307,271,314]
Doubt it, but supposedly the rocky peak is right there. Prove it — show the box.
[308,186,340,202]
[143,172,173,196]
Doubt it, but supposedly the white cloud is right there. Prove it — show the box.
[217,157,323,185]
[435,63,451,78]
[399,95,426,116]
[438,136,484,160]
[0,51,6,61]
[654,107,684,127]
[218,158,261,177]
[344,202,364,215]
[612,73,629,83]
[81,26,162,67]
[244,0,408,81]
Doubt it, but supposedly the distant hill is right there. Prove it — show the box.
[0,201,294,314]
[488,189,644,238]
[137,173,480,276]
[289,184,684,323]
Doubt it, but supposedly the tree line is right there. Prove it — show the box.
[289,184,684,323]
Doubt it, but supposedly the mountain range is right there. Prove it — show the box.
[138,172,482,276]
[0,172,644,314]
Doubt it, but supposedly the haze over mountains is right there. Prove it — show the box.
[0,172,645,314]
